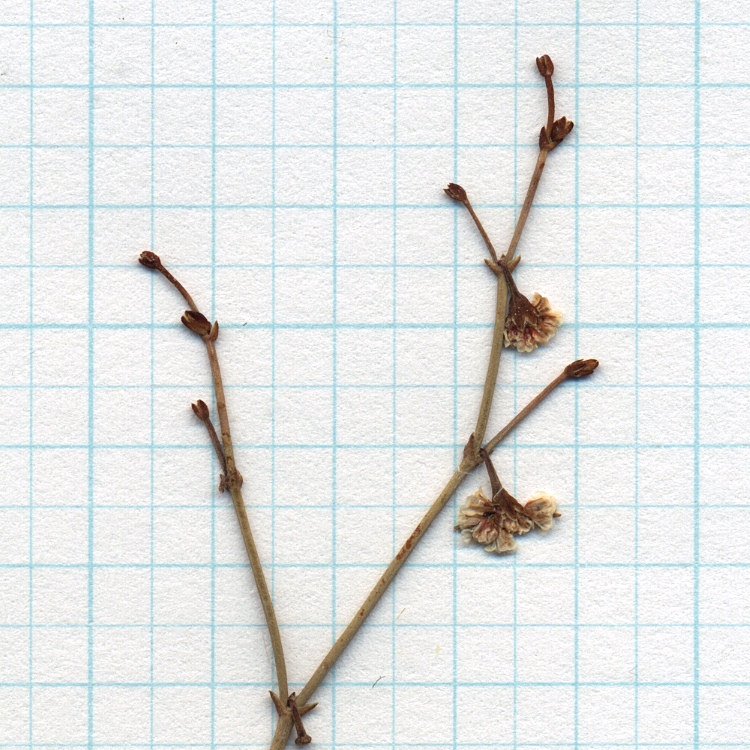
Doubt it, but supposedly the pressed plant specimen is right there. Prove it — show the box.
[138,55,597,748]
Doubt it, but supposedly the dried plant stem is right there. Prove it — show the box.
[466,56,565,458]
[471,278,509,454]
[205,337,290,704]
[506,149,548,263]
[470,146,550,455]
[268,359,596,748]
[484,365,565,455]
[139,252,289,705]
[483,358,598,455]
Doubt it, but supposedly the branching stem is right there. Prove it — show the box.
[268,358,597,748]
[139,251,290,705]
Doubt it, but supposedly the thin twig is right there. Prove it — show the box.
[191,399,227,478]
[483,358,598,454]
[268,358,597,749]
[139,251,290,706]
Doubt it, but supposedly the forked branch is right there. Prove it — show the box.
[139,251,290,706]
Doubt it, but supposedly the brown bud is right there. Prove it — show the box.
[181,310,212,337]
[550,116,574,144]
[138,251,161,269]
[208,320,219,341]
[444,182,467,203]
[565,358,599,379]
[191,399,210,421]
[536,54,554,77]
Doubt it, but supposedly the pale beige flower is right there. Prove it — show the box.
[523,491,559,531]
[455,486,559,555]
[497,259,562,352]
[504,291,562,352]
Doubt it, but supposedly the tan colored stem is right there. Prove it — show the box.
[463,199,498,263]
[506,149,548,265]
[267,363,581,748]
[143,254,290,705]
[544,74,555,138]
[203,339,289,704]
[484,368,567,454]
[472,277,509,454]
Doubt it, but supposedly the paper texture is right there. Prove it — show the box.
[1,0,749,746]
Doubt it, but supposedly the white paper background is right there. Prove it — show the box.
[1,0,749,746]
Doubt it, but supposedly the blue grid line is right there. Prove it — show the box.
[4,80,749,88]
[511,6,519,749]
[86,0,95,745]
[392,2,399,746]
[148,0,156,746]
[27,0,34,744]
[3,20,748,28]
[692,2,702,748]
[7,6,748,748]
[573,3,581,750]
[5,142,748,149]
[209,0,218,744]
[450,0,458,745]
[634,1,641,744]
[269,0,277,734]
[331,0,339,740]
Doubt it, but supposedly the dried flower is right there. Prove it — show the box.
[455,486,559,554]
[497,258,562,352]
[536,54,554,77]
[504,289,562,352]
[523,491,559,531]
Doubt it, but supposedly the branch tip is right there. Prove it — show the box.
[536,54,554,77]
[444,182,468,203]
[565,358,599,379]
[191,399,210,421]
[138,250,162,270]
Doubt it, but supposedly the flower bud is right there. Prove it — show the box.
[444,182,467,203]
[181,310,212,337]
[536,54,554,77]
[138,251,161,269]
[565,358,599,379]
[550,116,574,144]
[191,399,210,421]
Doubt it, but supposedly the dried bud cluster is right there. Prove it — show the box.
[565,358,599,379]
[536,54,554,77]
[138,250,162,269]
[444,182,468,203]
[182,310,212,336]
[456,486,559,554]
[181,311,219,341]
[540,117,574,151]
[191,399,210,421]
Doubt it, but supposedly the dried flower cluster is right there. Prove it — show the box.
[456,487,559,554]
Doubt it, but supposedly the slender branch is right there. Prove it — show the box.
[139,251,290,705]
[191,399,227,478]
[471,277,509,454]
[444,183,498,264]
[268,358,598,748]
[484,358,598,454]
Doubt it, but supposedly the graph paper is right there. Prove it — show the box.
[1,0,749,746]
